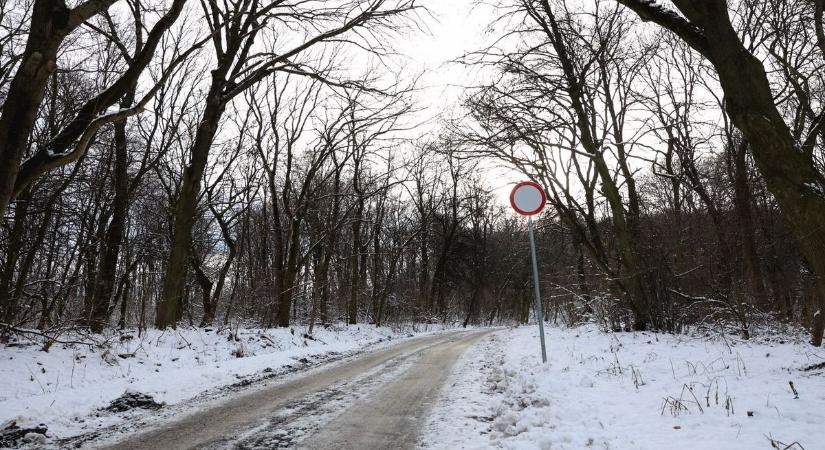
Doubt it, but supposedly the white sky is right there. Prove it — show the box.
[396,0,491,115]
[391,0,523,202]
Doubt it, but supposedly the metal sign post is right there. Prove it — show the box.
[509,181,548,363]
[527,216,547,363]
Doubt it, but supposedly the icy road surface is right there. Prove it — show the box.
[94,329,491,449]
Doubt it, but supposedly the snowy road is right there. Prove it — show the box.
[96,329,492,450]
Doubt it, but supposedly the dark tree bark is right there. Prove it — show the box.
[0,188,31,325]
[349,151,365,325]
[86,2,149,333]
[370,200,385,324]
[87,91,134,333]
[2,0,188,211]
[156,76,226,328]
[278,217,302,326]
[617,0,825,344]
[191,252,214,327]
[730,139,770,308]
[0,0,119,217]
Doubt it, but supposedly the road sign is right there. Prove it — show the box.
[510,181,548,363]
[509,181,546,216]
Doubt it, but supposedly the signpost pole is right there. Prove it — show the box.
[528,216,547,363]
[510,181,548,364]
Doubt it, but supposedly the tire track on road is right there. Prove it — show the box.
[93,329,490,450]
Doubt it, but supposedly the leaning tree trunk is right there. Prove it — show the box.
[0,0,68,217]
[203,210,237,327]
[156,76,226,329]
[712,48,825,346]
[0,0,182,216]
[592,154,652,330]
[617,0,825,345]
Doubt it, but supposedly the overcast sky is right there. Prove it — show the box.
[397,0,491,113]
[391,0,522,200]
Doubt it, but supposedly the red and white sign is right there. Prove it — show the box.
[510,181,546,216]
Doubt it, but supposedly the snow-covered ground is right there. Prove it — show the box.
[0,322,449,445]
[423,324,825,450]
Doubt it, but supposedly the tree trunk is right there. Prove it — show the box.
[348,142,365,325]
[156,76,226,329]
[277,218,302,327]
[429,245,450,316]
[319,249,333,324]
[593,152,652,330]
[88,105,132,332]
[535,2,652,329]
[370,204,384,324]
[0,0,66,217]
[192,254,215,327]
[574,239,593,314]
[417,229,429,308]
[82,203,108,325]
[0,188,31,324]
[619,0,825,345]
[268,183,285,327]
[463,285,480,328]
[349,216,362,325]
[731,139,770,308]
[319,164,343,325]
[117,261,137,329]
[688,2,825,345]
[308,246,323,335]
[223,265,241,326]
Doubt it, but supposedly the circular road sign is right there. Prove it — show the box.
[510,181,546,216]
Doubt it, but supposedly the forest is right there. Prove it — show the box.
[0,0,824,348]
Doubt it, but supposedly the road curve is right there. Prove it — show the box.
[95,329,491,450]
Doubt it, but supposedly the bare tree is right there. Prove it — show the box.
[155,0,418,328]
[617,0,825,345]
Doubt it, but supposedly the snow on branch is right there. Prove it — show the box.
[615,0,710,56]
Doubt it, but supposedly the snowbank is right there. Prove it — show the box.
[0,322,449,444]
[423,324,825,449]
